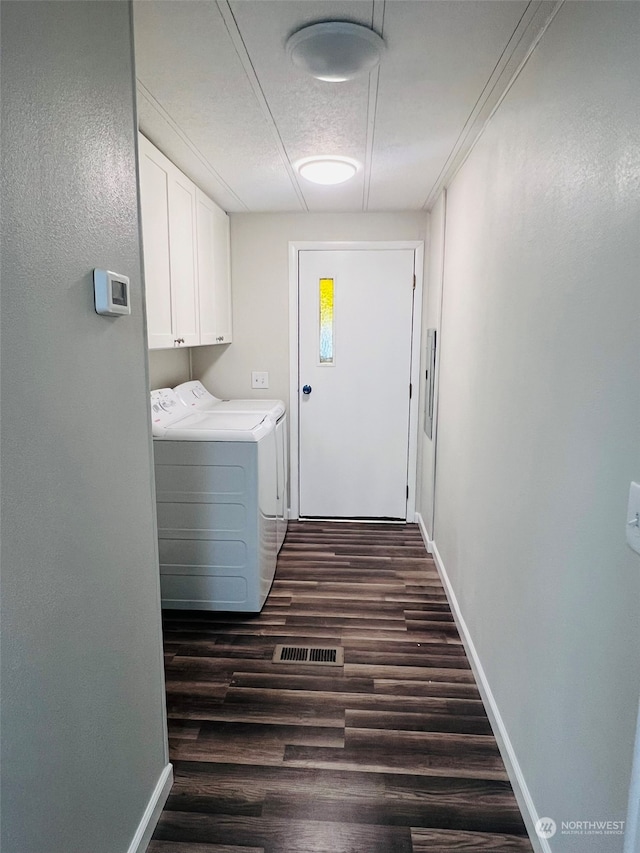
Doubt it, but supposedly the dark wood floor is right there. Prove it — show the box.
[150,521,533,853]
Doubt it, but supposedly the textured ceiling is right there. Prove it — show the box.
[133,0,556,213]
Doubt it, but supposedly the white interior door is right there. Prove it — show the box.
[298,249,415,519]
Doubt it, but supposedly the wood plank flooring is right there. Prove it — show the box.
[151,521,533,853]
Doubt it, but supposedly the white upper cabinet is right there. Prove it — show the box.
[167,170,199,347]
[138,135,231,350]
[138,136,174,348]
[139,135,199,349]
[196,189,232,346]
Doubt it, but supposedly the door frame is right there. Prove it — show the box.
[288,240,424,521]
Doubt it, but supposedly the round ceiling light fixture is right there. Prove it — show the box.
[296,156,360,185]
[286,21,385,82]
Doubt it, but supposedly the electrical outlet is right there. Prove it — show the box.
[251,371,269,389]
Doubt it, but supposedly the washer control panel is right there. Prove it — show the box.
[175,380,221,409]
[150,388,188,428]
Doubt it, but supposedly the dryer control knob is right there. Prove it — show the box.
[302,385,312,395]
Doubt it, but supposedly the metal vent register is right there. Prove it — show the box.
[272,644,344,666]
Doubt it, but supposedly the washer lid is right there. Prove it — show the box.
[174,381,285,420]
[174,380,285,420]
[210,399,286,420]
[153,408,275,441]
[174,380,221,410]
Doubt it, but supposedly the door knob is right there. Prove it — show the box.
[302,385,312,395]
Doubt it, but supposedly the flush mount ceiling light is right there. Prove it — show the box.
[286,21,385,82]
[296,156,360,185]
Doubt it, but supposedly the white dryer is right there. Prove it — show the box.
[174,380,289,551]
[151,388,278,612]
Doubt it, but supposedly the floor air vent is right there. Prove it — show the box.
[272,644,344,666]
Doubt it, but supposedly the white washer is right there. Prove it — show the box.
[174,380,289,551]
[151,388,278,612]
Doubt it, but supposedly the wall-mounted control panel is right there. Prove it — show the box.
[424,329,437,439]
[627,482,640,556]
[94,269,131,316]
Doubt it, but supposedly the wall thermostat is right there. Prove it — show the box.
[93,269,131,316]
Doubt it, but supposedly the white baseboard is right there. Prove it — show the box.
[414,524,550,853]
[414,512,434,553]
[624,700,640,853]
[127,762,173,853]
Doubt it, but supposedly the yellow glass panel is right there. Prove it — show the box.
[319,277,334,364]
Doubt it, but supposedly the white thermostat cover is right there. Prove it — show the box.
[94,269,131,316]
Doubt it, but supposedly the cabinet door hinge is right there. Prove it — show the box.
[409,383,412,399]
[412,274,416,290]
[406,485,410,499]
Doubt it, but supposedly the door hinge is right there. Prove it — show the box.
[406,486,410,499]
[409,383,412,399]
[412,274,416,290]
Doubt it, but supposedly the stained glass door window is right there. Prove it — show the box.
[319,277,334,364]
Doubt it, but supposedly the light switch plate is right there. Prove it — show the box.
[251,371,269,389]
[627,482,640,555]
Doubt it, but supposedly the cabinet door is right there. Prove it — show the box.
[196,189,232,345]
[138,136,174,349]
[168,171,199,347]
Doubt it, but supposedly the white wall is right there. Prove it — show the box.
[148,347,191,389]
[1,3,170,852]
[427,3,640,851]
[192,212,428,407]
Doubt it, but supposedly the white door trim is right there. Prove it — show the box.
[288,240,424,521]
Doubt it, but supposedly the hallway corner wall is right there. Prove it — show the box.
[1,3,170,851]
[426,3,640,851]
